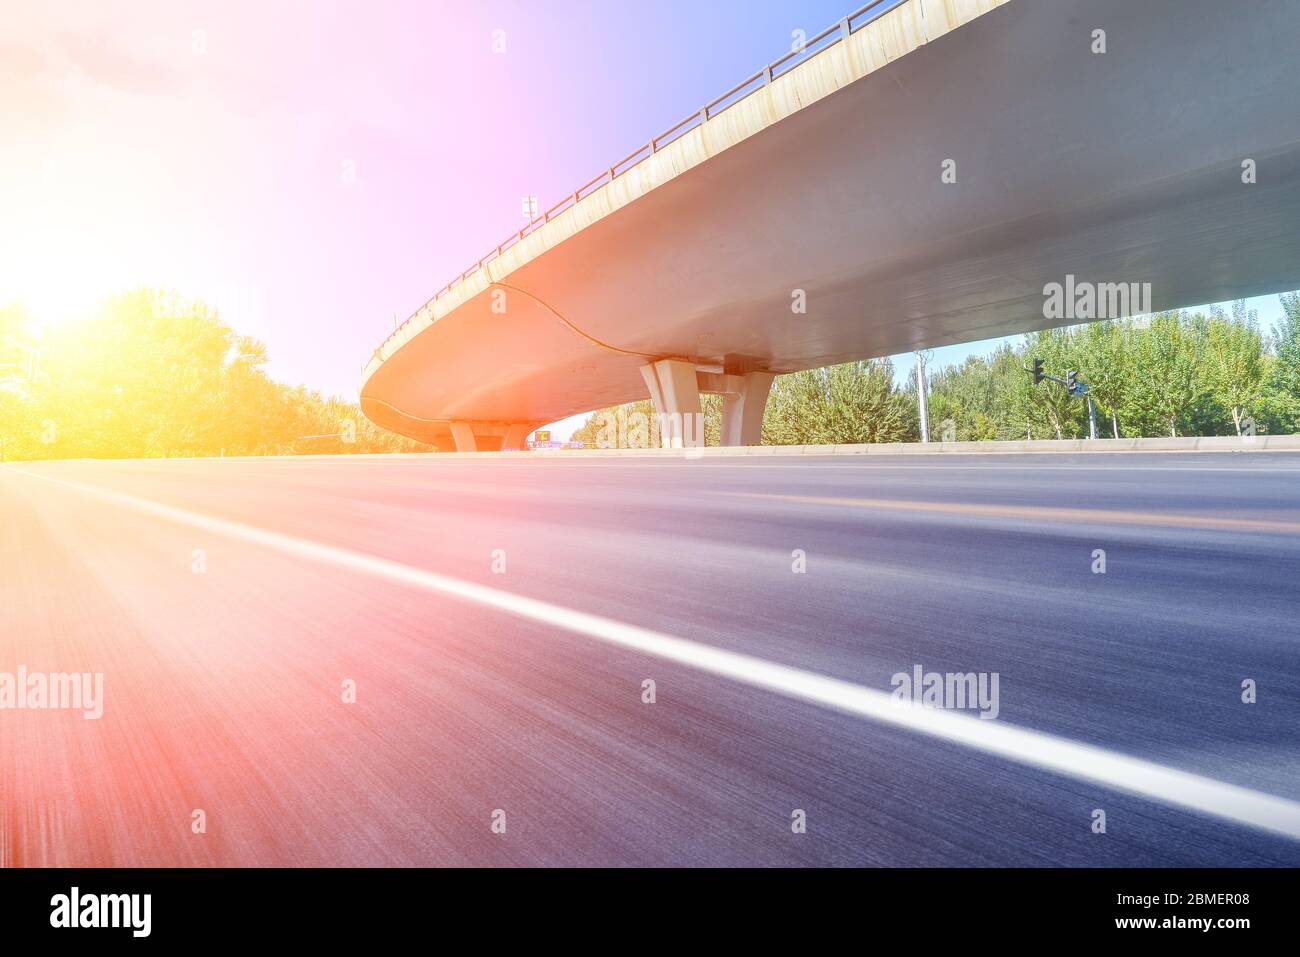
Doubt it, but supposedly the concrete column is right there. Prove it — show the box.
[639,362,666,414]
[720,372,774,447]
[640,359,701,449]
[502,423,532,451]
[448,422,478,453]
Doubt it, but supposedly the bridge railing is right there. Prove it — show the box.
[388,0,906,346]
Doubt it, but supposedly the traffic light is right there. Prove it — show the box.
[1065,369,1078,395]
[1032,358,1044,385]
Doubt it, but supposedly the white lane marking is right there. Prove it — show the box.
[11,465,1300,842]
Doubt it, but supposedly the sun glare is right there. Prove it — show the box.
[4,263,118,333]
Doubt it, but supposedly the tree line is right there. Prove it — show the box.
[0,290,427,460]
[6,289,1297,459]
[573,293,1300,446]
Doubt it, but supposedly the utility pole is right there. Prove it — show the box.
[915,350,931,443]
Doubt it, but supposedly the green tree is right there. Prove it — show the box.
[762,359,912,445]
[1073,320,1130,438]
[924,355,998,441]
[1202,302,1265,435]
[0,289,428,461]
[1127,312,1203,437]
[1260,291,1300,434]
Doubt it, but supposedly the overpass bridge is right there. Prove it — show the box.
[360,0,1300,451]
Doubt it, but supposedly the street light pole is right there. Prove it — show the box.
[915,350,931,443]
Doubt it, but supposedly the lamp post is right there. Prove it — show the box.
[915,350,932,443]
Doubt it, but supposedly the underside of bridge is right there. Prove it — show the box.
[361,0,1300,451]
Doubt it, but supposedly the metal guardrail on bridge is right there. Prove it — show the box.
[380,0,908,351]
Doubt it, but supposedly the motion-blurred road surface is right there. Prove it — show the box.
[3,451,1299,865]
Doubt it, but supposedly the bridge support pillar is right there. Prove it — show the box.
[640,359,702,449]
[502,423,532,451]
[448,422,478,453]
[719,372,774,447]
[640,360,774,448]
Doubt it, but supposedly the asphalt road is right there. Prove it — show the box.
[2,450,1299,866]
